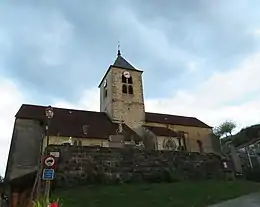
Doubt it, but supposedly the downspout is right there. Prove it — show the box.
[185,132,191,152]
[182,132,187,151]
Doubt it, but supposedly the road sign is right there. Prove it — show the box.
[50,151,60,158]
[42,169,55,180]
[43,155,56,168]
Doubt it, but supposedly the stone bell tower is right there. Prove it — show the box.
[98,49,145,130]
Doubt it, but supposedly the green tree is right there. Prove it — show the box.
[213,121,236,138]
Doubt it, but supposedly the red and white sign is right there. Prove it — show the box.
[43,155,56,169]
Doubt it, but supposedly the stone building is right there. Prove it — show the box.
[5,50,215,184]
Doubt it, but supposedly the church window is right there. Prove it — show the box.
[78,140,82,146]
[128,85,133,94]
[104,89,107,98]
[122,75,127,83]
[103,79,108,99]
[128,76,133,84]
[83,125,89,135]
[122,72,134,95]
[122,84,127,93]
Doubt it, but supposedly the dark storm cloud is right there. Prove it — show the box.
[1,0,260,101]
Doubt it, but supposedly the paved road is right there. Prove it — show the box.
[208,192,260,207]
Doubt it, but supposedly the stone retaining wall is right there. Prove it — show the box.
[47,145,230,188]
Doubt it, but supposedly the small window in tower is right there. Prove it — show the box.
[128,76,133,84]
[104,89,107,98]
[122,84,127,93]
[83,125,89,135]
[122,75,127,83]
[128,85,133,94]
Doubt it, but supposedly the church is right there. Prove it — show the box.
[5,50,216,182]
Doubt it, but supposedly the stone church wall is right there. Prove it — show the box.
[5,119,44,180]
[47,145,231,188]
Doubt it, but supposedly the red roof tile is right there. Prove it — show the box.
[15,104,211,141]
[15,104,138,140]
[145,112,211,128]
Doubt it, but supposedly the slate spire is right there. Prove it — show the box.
[117,49,121,56]
[113,44,136,70]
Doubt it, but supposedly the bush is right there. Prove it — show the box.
[162,169,182,182]
[244,169,260,182]
[145,171,164,183]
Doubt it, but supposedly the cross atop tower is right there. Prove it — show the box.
[117,41,121,56]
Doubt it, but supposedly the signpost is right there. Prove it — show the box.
[42,169,55,180]
[42,155,56,200]
[43,156,56,169]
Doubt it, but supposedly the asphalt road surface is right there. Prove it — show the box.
[208,192,260,207]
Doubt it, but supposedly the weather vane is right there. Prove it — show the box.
[118,41,120,51]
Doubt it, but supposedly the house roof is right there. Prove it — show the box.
[145,112,212,128]
[145,126,178,137]
[15,104,138,141]
[237,138,260,149]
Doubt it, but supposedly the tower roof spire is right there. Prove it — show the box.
[117,41,121,56]
[112,41,137,70]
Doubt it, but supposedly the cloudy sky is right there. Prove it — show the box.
[1,0,260,175]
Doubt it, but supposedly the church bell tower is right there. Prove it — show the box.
[98,49,145,130]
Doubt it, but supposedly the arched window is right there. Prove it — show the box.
[104,89,107,98]
[197,140,204,153]
[78,140,82,146]
[128,76,133,84]
[122,75,127,83]
[128,85,133,94]
[122,84,127,93]
[121,72,133,94]
[73,140,77,146]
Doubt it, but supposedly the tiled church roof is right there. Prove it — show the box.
[15,104,211,140]
[15,104,138,140]
[145,112,211,128]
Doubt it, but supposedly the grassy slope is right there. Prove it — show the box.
[53,181,260,207]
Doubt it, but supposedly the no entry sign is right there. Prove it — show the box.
[43,155,56,169]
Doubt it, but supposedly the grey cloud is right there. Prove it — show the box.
[1,0,260,102]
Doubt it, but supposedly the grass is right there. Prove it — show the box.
[53,180,260,207]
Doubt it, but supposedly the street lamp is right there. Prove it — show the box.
[44,105,54,202]
[45,105,54,148]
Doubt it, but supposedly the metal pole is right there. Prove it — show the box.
[45,119,51,202]
[46,119,50,149]
[45,180,51,202]
[246,147,253,169]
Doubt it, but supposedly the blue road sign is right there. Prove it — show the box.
[42,168,55,180]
